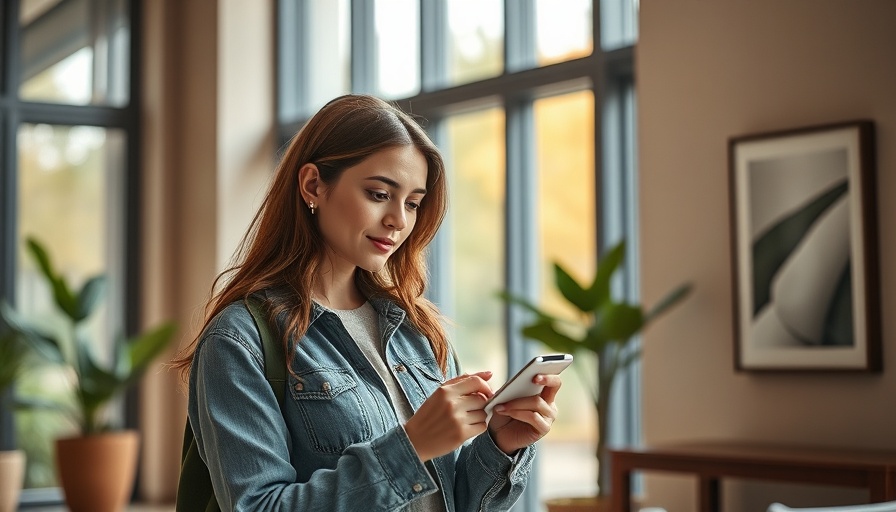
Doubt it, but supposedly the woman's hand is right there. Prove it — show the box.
[487,374,562,455]
[404,371,494,462]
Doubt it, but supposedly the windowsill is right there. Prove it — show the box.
[21,505,174,512]
[18,488,175,511]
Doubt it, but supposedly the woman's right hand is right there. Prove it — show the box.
[404,371,494,462]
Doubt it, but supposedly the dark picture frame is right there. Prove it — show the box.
[729,120,880,372]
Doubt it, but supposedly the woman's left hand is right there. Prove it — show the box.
[487,374,562,455]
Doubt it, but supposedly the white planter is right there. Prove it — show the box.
[0,449,25,512]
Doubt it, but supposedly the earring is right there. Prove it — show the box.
[308,202,316,215]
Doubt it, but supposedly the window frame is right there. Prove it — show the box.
[0,0,143,504]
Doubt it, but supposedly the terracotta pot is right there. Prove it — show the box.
[0,449,25,512]
[55,430,140,512]
[546,496,611,512]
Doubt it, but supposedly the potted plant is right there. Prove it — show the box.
[0,330,31,512]
[0,237,177,512]
[499,239,692,511]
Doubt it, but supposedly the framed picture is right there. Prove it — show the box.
[729,120,880,372]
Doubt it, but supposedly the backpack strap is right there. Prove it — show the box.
[176,296,286,512]
[246,295,286,407]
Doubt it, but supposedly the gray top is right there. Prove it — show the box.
[333,302,446,512]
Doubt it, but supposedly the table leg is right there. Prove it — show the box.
[698,476,720,512]
[868,471,896,501]
[611,465,632,512]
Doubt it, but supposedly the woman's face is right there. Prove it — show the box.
[315,145,428,275]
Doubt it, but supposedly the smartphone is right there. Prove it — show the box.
[483,354,573,415]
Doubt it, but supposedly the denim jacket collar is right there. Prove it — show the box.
[309,295,406,328]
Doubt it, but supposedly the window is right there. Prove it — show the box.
[0,0,140,504]
[277,0,638,507]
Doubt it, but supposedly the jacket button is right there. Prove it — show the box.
[294,382,304,391]
[412,483,423,492]
[321,382,331,392]
[394,364,407,373]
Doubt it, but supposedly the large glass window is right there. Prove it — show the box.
[19,0,131,106]
[445,0,503,87]
[374,0,420,98]
[15,123,126,488]
[536,0,592,66]
[0,0,139,504]
[533,91,598,499]
[277,0,637,508]
[442,108,507,381]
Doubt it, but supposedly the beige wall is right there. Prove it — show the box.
[638,1,896,510]
[139,0,274,501]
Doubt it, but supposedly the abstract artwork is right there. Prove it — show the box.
[729,121,881,371]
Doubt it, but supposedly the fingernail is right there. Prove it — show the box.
[494,405,506,413]
[535,375,545,383]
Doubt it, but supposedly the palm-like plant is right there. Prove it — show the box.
[0,331,31,450]
[499,239,691,498]
[0,237,176,435]
[0,332,28,398]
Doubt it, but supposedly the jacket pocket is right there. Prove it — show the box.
[404,358,445,406]
[289,368,373,454]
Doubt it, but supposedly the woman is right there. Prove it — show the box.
[171,94,562,511]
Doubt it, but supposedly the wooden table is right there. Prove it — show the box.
[610,441,896,512]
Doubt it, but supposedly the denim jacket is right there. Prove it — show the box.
[188,296,535,511]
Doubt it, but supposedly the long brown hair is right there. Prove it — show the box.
[170,94,450,382]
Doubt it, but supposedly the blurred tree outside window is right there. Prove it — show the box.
[445,0,504,87]
[442,108,507,383]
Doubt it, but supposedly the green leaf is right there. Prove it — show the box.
[520,320,582,355]
[495,291,557,322]
[10,238,179,435]
[581,323,609,354]
[588,240,626,308]
[0,302,65,364]
[26,237,79,319]
[75,275,108,322]
[644,283,692,323]
[25,237,55,286]
[124,322,177,383]
[79,358,124,403]
[589,302,644,349]
[77,352,126,433]
[554,263,593,312]
[0,331,28,391]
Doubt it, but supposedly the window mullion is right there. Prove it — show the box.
[0,0,17,454]
[424,119,450,312]
[419,0,445,92]
[504,100,538,394]
[277,0,306,121]
[350,0,376,94]
[122,0,143,433]
[593,0,607,252]
[0,0,18,303]
[504,98,538,511]
[504,0,535,74]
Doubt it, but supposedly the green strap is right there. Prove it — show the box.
[247,296,286,407]
[176,296,286,512]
